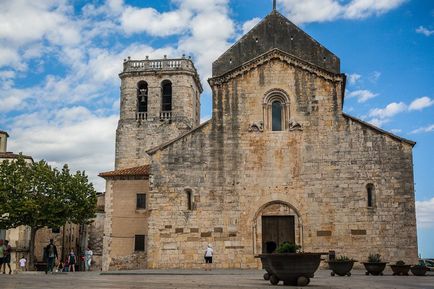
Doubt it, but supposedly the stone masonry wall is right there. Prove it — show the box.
[146,56,417,269]
[115,65,201,169]
[102,178,149,271]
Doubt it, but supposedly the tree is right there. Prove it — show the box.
[0,156,97,269]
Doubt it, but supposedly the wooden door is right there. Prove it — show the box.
[262,216,295,253]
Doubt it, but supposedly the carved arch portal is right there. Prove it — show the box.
[252,200,303,255]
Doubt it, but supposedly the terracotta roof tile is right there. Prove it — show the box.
[98,165,149,178]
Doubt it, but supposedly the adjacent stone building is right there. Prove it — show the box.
[100,9,418,270]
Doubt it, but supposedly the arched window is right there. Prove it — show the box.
[272,101,283,131]
[366,184,375,208]
[137,81,148,113]
[161,80,172,112]
[263,89,290,131]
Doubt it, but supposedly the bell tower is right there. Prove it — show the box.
[115,55,202,169]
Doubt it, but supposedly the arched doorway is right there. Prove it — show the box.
[252,201,303,254]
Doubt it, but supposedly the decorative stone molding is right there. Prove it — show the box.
[288,119,303,131]
[248,121,264,132]
[209,48,345,87]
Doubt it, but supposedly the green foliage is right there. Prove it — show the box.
[275,242,301,253]
[396,260,406,266]
[368,253,382,263]
[335,255,354,262]
[0,156,97,230]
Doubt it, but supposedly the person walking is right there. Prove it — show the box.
[204,244,213,271]
[68,249,77,272]
[84,247,93,271]
[2,240,12,274]
[19,256,27,272]
[0,240,4,273]
[44,239,58,274]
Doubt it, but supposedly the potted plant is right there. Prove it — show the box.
[258,242,323,286]
[328,255,356,276]
[410,264,429,276]
[363,254,387,276]
[390,260,411,276]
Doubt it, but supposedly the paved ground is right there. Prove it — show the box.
[1,269,433,289]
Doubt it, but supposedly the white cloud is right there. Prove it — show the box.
[120,6,191,36]
[280,0,406,23]
[367,118,389,127]
[389,128,402,134]
[411,124,434,134]
[368,102,407,119]
[348,73,361,85]
[8,109,118,191]
[416,26,434,37]
[344,0,406,19]
[409,96,434,111]
[416,198,434,229]
[347,89,378,102]
[369,71,381,83]
[242,17,261,34]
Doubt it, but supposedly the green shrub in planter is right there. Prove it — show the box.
[275,242,301,253]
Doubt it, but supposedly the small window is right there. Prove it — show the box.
[162,80,172,111]
[137,81,148,113]
[51,227,60,234]
[134,235,145,251]
[367,184,375,207]
[136,193,146,209]
[186,190,193,210]
[272,101,282,131]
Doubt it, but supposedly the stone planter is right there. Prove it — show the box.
[410,265,429,276]
[328,260,356,276]
[257,255,272,280]
[363,262,387,276]
[390,264,411,276]
[258,253,322,286]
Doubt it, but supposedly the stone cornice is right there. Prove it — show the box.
[208,48,345,86]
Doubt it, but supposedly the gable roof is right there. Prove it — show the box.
[343,113,416,147]
[212,10,340,77]
[99,165,150,179]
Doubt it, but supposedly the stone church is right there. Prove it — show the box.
[100,8,418,270]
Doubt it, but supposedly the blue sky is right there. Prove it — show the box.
[0,0,433,257]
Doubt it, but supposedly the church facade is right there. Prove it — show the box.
[100,10,418,271]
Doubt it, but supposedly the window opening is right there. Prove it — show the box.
[367,184,374,207]
[136,193,146,210]
[272,101,282,131]
[162,80,172,111]
[186,190,193,210]
[137,81,148,113]
[134,235,145,251]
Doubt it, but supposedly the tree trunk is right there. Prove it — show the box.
[29,227,39,270]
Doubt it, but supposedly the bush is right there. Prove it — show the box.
[368,254,382,263]
[396,260,406,266]
[335,255,354,262]
[275,242,301,253]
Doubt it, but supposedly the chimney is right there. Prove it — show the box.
[0,130,9,153]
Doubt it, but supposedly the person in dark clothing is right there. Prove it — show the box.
[2,240,12,274]
[44,239,58,274]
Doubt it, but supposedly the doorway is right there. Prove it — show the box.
[262,216,295,253]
